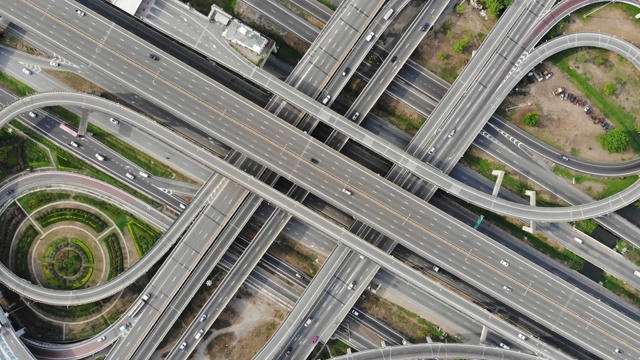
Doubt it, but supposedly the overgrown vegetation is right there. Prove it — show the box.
[36,208,108,233]
[574,219,597,234]
[0,206,26,265]
[483,0,515,17]
[18,191,71,213]
[522,112,539,126]
[597,128,629,153]
[15,225,39,279]
[603,273,640,309]
[616,239,640,266]
[128,220,162,256]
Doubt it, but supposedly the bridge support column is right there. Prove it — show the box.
[491,170,505,197]
[522,190,536,233]
[479,325,488,343]
[77,108,90,136]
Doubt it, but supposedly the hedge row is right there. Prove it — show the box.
[37,208,108,233]
[18,191,71,213]
[73,194,124,220]
[0,207,27,264]
[15,224,39,280]
[103,233,124,280]
[71,238,94,264]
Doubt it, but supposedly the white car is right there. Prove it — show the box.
[500,260,509,267]
[304,318,312,327]
[28,112,37,118]
[503,286,512,293]
[194,329,204,339]
[179,203,186,209]
[97,336,106,342]
[22,68,32,75]
[447,129,457,138]
[125,173,135,180]
[76,9,85,16]
[428,147,436,155]
[50,61,59,66]
[138,171,150,178]
[347,281,355,290]
[179,342,187,350]
[351,310,359,316]
[199,314,208,322]
[69,141,79,148]
[109,117,119,124]
[499,342,510,350]
[518,333,527,340]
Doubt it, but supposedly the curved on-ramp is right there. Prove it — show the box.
[1,91,638,222]
[331,344,541,360]
[0,32,638,305]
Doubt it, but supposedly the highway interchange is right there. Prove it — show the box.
[0,0,640,359]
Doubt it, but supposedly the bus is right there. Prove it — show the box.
[59,123,78,137]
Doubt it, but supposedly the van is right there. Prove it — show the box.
[95,154,105,161]
[365,32,375,42]
[194,329,204,339]
[383,9,394,20]
[573,237,583,244]
[322,95,331,105]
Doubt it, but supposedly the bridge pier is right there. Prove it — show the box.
[522,190,536,234]
[480,325,488,343]
[491,170,505,197]
[77,108,90,136]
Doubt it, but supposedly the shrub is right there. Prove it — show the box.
[522,112,540,126]
[598,128,629,153]
[438,51,447,61]
[103,233,124,279]
[453,38,470,53]
[594,56,605,66]
[604,82,617,96]
[18,191,71,213]
[36,208,108,233]
[128,220,162,256]
[575,219,597,234]
[455,4,466,14]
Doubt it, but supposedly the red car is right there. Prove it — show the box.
[312,336,319,344]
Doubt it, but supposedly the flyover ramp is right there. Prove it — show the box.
[330,343,543,360]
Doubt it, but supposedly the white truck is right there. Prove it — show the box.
[634,270,640,278]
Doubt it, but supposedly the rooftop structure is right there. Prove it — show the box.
[222,19,269,55]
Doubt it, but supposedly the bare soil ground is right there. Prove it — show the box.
[200,286,286,360]
[503,5,640,162]
[413,4,497,83]
[2,33,48,57]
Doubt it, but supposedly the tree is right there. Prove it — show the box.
[484,0,514,17]
[598,128,629,153]
[456,4,466,15]
[453,38,470,53]
[575,219,597,234]
[522,112,539,126]
[603,82,617,96]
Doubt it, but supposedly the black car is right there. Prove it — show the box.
[149,54,160,61]
[390,56,397,63]
[285,348,292,357]
[311,158,319,164]
[6,189,14,195]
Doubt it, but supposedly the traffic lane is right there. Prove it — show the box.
[21,0,632,222]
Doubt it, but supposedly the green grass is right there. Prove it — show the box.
[391,114,425,133]
[616,239,640,266]
[18,191,71,213]
[552,166,638,199]
[253,27,303,65]
[460,152,561,207]
[25,139,51,167]
[316,0,337,11]
[603,273,640,309]
[0,71,36,96]
[10,120,162,209]
[187,0,237,16]
[575,3,640,23]
[552,50,640,152]
[128,220,162,256]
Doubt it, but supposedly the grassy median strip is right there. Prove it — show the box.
[10,120,162,209]
[603,273,640,309]
[552,166,638,199]
[0,71,36,96]
[460,151,562,207]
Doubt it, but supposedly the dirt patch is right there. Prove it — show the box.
[413,5,496,83]
[198,286,286,360]
[2,33,48,57]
